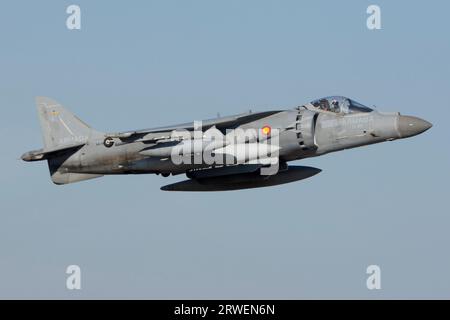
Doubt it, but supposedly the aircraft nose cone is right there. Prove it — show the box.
[397,115,432,138]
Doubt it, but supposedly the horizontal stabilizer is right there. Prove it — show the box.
[21,142,86,162]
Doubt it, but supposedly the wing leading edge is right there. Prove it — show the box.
[161,165,322,191]
[110,110,283,141]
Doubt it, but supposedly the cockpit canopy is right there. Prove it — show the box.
[310,96,373,114]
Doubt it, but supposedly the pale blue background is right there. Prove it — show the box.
[0,0,449,299]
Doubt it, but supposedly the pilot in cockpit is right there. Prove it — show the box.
[310,96,374,115]
[318,99,330,111]
[331,99,340,113]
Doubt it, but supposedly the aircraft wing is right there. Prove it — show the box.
[109,110,282,142]
[161,165,322,191]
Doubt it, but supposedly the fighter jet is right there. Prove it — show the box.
[22,96,431,191]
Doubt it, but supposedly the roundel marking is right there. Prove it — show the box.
[104,137,115,148]
[261,125,271,136]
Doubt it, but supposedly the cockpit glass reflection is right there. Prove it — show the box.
[310,96,373,114]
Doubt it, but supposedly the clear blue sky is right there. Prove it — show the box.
[0,0,449,298]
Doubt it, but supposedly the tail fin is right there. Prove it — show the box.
[36,96,102,149]
[33,97,104,185]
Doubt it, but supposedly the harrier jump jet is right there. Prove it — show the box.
[22,96,432,191]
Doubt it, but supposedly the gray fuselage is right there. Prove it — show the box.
[53,106,430,176]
